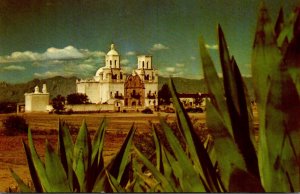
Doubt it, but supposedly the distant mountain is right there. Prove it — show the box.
[0,76,254,103]
[0,76,78,103]
[159,76,254,98]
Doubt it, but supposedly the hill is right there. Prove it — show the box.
[159,76,254,99]
[0,76,78,103]
[0,76,254,103]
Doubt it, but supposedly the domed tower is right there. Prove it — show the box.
[105,44,120,69]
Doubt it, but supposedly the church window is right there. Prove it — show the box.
[110,60,112,67]
[115,60,117,67]
[120,73,123,79]
[142,61,144,68]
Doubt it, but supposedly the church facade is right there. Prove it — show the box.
[76,44,158,109]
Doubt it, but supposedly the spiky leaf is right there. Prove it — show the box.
[206,101,246,189]
[22,140,43,192]
[73,120,92,192]
[28,128,52,191]
[218,26,260,180]
[57,120,74,190]
[133,145,175,192]
[10,168,33,192]
[45,140,71,192]
[199,36,233,135]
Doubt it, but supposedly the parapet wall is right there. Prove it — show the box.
[65,104,116,112]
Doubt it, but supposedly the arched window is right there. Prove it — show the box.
[115,60,117,67]
[142,61,144,68]
[110,60,112,67]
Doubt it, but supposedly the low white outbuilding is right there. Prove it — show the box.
[24,84,50,112]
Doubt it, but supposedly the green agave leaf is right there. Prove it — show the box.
[284,12,300,96]
[93,125,136,192]
[264,70,300,192]
[113,124,136,183]
[152,124,161,171]
[277,7,299,49]
[252,1,282,107]
[57,120,74,190]
[199,36,233,136]
[206,101,246,189]
[275,7,284,40]
[162,145,184,192]
[218,25,260,180]
[132,157,150,192]
[168,78,219,192]
[160,118,207,192]
[45,140,71,192]
[28,128,52,192]
[92,168,107,192]
[229,168,265,192]
[91,118,106,167]
[22,140,43,192]
[73,120,92,192]
[135,171,163,192]
[89,118,106,190]
[252,2,283,190]
[9,168,33,192]
[106,171,125,192]
[133,145,175,192]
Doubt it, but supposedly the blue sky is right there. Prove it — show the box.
[0,0,298,83]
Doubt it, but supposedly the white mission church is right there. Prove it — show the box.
[76,44,159,108]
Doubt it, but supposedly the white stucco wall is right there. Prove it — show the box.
[77,82,101,104]
[25,93,49,112]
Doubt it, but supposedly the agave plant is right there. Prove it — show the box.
[133,2,299,193]
[10,119,136,192]
[252,2,300,192]
[198,2,300,192]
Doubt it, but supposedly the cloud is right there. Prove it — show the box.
[83,50,106,58]
[120,59,130,65]
[205,44,219,50]
[44,46,84,60]
[78,64,95,71]
[151,43,169,51]
[0,46,106,64]
[3,65,26,71]
[165,67,176,73]
[126,51,136,56]
[176,63,185,68]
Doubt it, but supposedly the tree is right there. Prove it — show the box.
[52,95,65,113]
[0,102,17,113]
[67,93,89,104]
[158,84,171,105]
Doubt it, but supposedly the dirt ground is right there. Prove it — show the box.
[0,112,206,191]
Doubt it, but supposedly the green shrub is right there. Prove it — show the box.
[3,115,28,136]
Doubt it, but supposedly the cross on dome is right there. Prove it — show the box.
[107,43,119,56]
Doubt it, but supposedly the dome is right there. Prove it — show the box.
[107,44,119,56]
[95,67,104,76]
